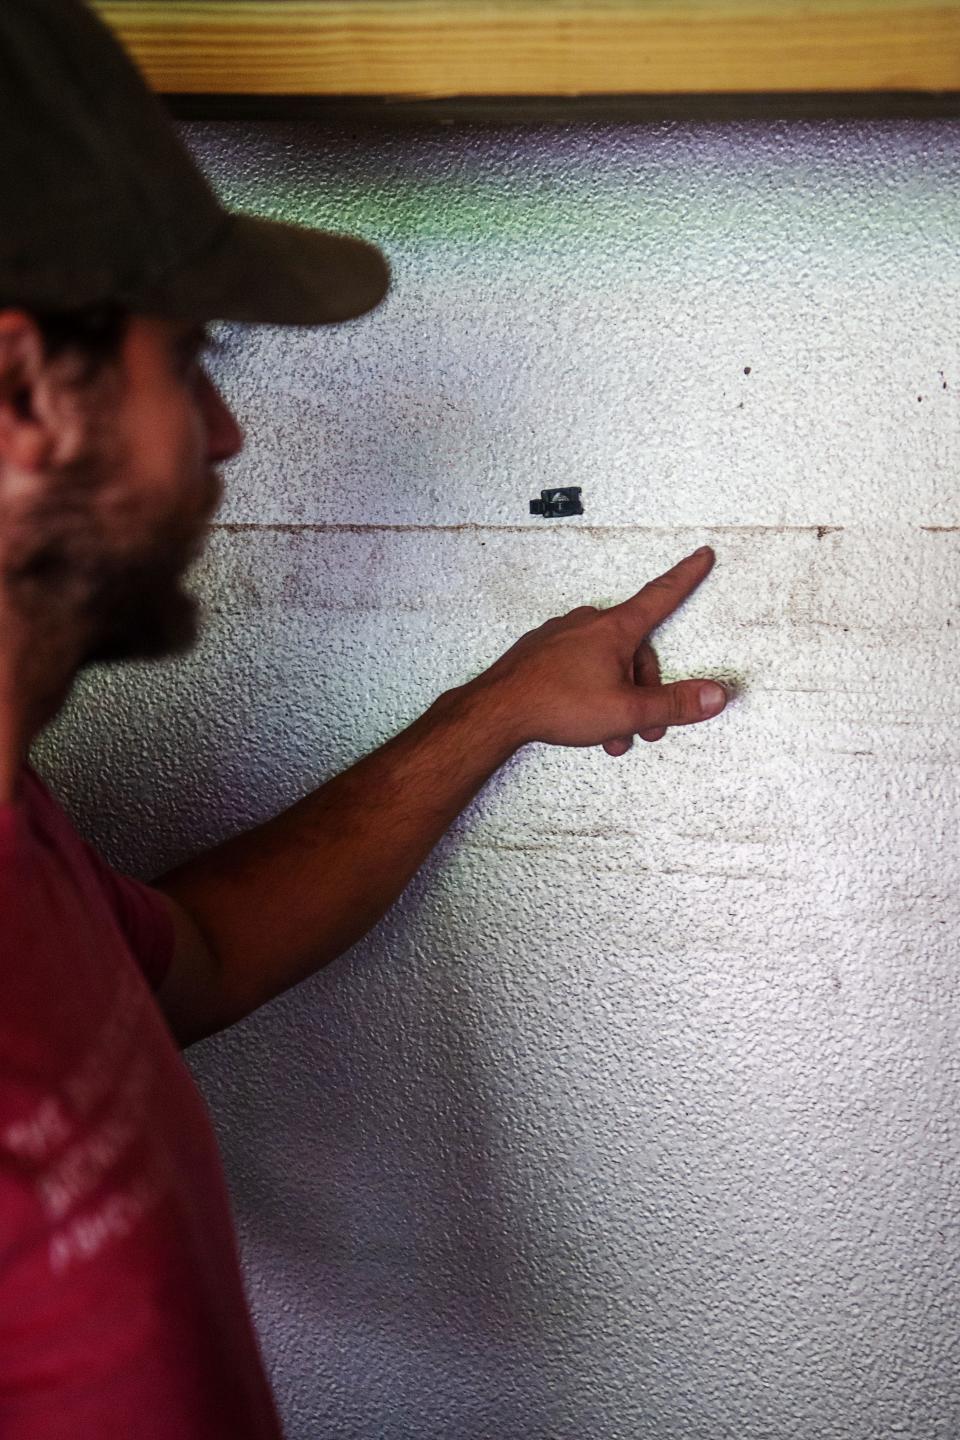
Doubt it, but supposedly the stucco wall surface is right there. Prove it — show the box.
[36,120,960,1439]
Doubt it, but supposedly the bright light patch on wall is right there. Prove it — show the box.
[199,124,960,286]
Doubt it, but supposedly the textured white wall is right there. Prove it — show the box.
[36,119,960,1439]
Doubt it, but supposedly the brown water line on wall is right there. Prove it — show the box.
[210,522,846,537]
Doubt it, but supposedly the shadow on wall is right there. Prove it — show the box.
[33,640,595,1432]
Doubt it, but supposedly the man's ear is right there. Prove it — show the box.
[0,310,58,472]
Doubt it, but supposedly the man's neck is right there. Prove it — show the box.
[0,707,29,805]
[0,609,78,805]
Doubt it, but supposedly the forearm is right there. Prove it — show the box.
[156,679,519,1024]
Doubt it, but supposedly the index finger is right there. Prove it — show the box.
[613,545,716,636]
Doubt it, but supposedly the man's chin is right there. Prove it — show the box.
[82,586,202,666]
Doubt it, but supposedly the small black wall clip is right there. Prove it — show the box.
[530,487,584,518]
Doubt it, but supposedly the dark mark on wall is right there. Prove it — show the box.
[529,487,584,518]
[743,366,752,375]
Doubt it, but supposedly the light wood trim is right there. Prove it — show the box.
[93,2,960,96]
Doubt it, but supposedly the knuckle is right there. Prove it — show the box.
[640,577,671,600]
[638,577,677,617]
[664,686,688,725]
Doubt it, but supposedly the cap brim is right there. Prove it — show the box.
[150,212,390,326]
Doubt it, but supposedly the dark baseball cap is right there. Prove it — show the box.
[0,0,389,324]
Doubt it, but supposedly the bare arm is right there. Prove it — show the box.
[153,546,727,1047]
[154,680,518,1046]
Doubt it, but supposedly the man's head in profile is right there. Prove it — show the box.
[2,307,238,667]
[0,0,388,702]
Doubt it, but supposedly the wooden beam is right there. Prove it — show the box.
[93,2,960,97]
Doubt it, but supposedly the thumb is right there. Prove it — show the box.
[625,678,727,732]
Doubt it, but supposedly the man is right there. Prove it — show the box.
[0,1,728,1434]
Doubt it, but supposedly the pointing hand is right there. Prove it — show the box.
[469,546,727,753]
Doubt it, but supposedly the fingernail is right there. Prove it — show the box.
[699,681,727,716]
[692,545,713,558]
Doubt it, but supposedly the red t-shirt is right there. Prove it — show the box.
[0,768,284,1438]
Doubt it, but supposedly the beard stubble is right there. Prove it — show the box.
[4,434,217,670]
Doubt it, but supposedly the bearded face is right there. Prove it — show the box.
[1,315,238,669]
[71,443,223,666]
[7,449,221,667]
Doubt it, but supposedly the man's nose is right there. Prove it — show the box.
[199,371,244,464]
